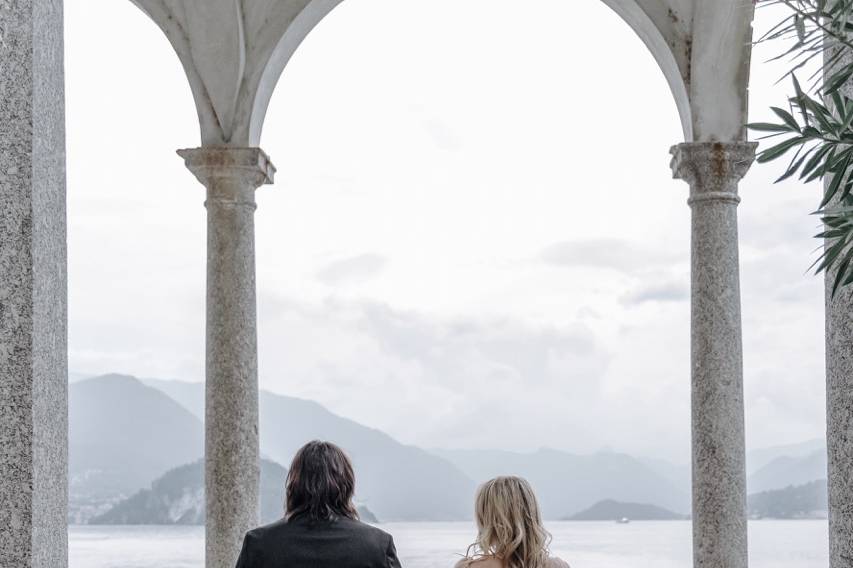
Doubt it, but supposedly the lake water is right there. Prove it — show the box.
[69,521,829,568]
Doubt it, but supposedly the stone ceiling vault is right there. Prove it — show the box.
[129,0,755,146]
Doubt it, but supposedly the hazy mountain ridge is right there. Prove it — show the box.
[433,448,690,517]
[746,439,825,475]
[70,373,829,524]
[638,439,829,497]
[748,450,827,493]
[72,375,474,522]
[567,499,687,521]
[69,375,204,523]
[748,480,828,519]
[144,378,476,521]
[639,457,690,492]
[92,458,378,525]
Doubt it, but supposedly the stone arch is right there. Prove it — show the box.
[597,0,693,141]
[130,0,758,147]
[251,0,694,144]
[245,0,346,146]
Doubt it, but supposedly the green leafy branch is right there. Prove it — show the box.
[750,0,853,295]
[757,0,853,89]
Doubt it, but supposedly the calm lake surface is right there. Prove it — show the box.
[69,521,829,568]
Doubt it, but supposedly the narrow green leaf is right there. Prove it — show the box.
[772,107,802,131]
[758,136,808,163]
[748,122,795,132]
[821,152,852,207]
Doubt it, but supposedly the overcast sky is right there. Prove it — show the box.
[64,1,826,462]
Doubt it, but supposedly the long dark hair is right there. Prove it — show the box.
[285,440,359,522]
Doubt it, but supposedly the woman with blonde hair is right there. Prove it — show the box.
[455,476,570,568]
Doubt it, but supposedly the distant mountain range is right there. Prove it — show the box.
[748,480,828,519]
[69,375,204,522]
[748,450,827,493]
[92,458,378,525]
[69,373,829,524]
[746,439,825,475]
[633,438,829,498]
[92,459,286,525]
[71,374,473,523]
[567,499,687,521]
[142,378,476,522]
[433,448,690,517]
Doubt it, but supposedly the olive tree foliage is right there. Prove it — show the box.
[750,0,853,295]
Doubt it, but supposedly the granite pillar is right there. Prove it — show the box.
[824,49,853,568]
[671,141,756,568]
[0,1,68,567]
[826,259,853,568]
[179,147,275,568]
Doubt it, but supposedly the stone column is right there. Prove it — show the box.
[825,50,853,568]
[826,265,853,568]
[0,1,68,567]
[671,141,756,568]
[178,147,275,568]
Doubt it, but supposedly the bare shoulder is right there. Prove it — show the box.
[548,557,571,568]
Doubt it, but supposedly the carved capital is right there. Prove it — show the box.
[178,147,276,208]
[670,142,757,206]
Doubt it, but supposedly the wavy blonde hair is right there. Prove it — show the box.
[463,476,551,568]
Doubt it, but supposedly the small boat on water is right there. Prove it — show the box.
[616,517,630,524]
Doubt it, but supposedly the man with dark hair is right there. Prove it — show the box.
[234,440,402,568]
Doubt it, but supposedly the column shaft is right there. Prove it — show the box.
[825,199,853,568]
[672,142,756,568]
[825,48,853,568]
[0,1,68,567]
[206,174,260,568]
[179,147,275,568]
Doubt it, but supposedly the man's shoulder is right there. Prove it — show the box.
[335,517,393,540]
[246,518,289,540]
[249,517,390,541]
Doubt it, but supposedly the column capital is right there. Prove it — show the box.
[177,146,276,188]
[670,142,757,206]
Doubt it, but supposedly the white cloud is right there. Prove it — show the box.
[257,296,625,453]
[541,239,685,274]
[620,281,688,306]
[316,254,389,285]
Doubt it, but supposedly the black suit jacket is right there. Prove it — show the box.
[234,515,402,568]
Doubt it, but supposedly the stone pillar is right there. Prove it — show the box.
[178,147,275,568]
[825,50,853,568]
[0,1,68,567]
[826,271,853,567]
[671,142,756,568]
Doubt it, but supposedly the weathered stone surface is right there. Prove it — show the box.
[825,271,853,568]
[178,147,274,568]
[130,0,345,145]
[0,1,68,567]
[671,142,756,568]
[823,44,853,568]
[689,1,756,142]
[127,0,754,146]
[599,0,755,142]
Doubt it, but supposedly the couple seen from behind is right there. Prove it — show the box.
[235,441,569,568]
